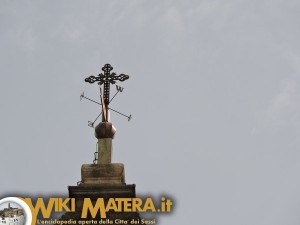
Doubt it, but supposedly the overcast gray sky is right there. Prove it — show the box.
[1,0,300,224]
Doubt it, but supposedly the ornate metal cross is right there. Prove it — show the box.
[85,64,129,105]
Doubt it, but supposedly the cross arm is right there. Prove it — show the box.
[84,74,105,84]
[111,73,130,82]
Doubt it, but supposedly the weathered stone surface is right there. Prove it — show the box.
[60,184,140,223]
[98,138,112,164]
[81,163,125,184]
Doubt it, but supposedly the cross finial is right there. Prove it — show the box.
[85,64,129,105]
[84,64,129,122]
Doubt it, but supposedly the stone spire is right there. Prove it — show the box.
[81,64,129,185]
[60,64,140,222]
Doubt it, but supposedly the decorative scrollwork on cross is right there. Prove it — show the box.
[84,64,129,105]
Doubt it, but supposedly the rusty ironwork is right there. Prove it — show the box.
[83,64,131,124]
[84,64,129,105]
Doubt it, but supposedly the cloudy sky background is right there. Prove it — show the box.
[1,0,300,224]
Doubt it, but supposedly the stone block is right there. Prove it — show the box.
[61,184,140,222]
[98,138,112,164]
[81,163,125,184]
